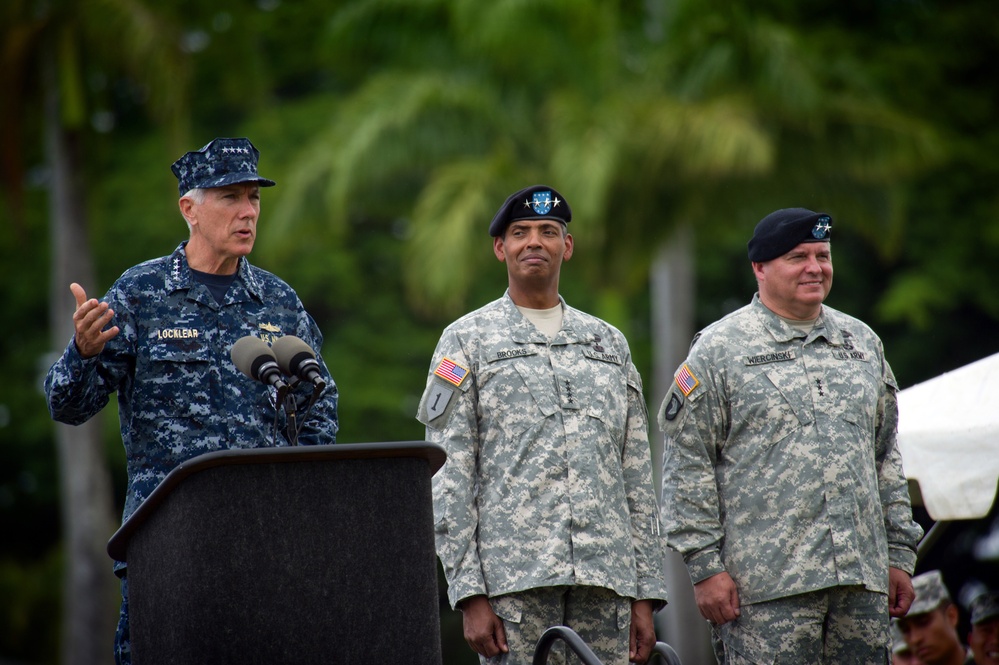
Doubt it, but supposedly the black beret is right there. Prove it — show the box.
[171,137,276,196]
[489,184,572,237]
[747,208,832,262]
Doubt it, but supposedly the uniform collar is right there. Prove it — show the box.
[166,242,263,303]
[751,293,846,346]
[501,290,601,345]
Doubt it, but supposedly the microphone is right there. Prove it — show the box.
[230,336,289,391]
[271,335,327,390]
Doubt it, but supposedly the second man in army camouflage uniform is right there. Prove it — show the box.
[659,208,923,663]
[418,185,668,664]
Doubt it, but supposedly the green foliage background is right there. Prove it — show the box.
[1,0,998,662]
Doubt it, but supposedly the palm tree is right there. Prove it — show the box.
[273,0,941,660]
[2,1,189,662]
[271,0,772,316]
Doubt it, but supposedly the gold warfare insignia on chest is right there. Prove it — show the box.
[258,322,282,345]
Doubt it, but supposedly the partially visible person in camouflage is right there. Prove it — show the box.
[895,570,970,665]
[658,207,923,663]
[892,618,925,665]
[44,137,339,665]
[969,590,999,665]
[417,185,668,665]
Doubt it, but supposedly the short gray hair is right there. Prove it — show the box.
[181,188,207,204]
[179,188,207,233]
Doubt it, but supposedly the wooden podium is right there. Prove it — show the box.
[107,442,446,665]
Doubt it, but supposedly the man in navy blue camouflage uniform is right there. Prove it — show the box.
[44,137,339,665]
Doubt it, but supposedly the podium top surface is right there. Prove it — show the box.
[107,441,446,562]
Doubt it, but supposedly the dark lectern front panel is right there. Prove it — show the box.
[126,451,441,664]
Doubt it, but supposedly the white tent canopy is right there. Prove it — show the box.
[896,351,999,521]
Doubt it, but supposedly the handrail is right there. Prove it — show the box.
[531,626,683,665]
[649,641,683,665]
[532,626,602,665]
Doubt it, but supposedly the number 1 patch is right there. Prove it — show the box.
[424,383,454,422]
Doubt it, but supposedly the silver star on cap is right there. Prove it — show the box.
[812,219,831,238]
[522,195,560,211]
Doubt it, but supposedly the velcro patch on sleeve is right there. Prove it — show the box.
[434,356,469,387]
[422,383,455,423]
[675,364,700,397]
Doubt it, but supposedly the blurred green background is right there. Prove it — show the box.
[2,0,997,663]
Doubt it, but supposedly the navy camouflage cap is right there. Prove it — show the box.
[171,137,276,196]
[907,570,952,616]
[747,207,832,262]
[489,184,572,237]
[970,591,999,625]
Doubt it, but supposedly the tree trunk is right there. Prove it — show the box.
[44,49,118,665]
[650,226,715,664]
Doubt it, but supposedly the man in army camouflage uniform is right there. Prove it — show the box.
[44,137,339,665]
[895,570,970,665]
[659,207,923,663]
[969,590,999,665]
[417,185,668,664]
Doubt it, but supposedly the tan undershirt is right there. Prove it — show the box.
[517,303,564,339]
[779,314,817,334]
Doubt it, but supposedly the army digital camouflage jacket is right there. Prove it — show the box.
[659,294,922,605]
[418,292,668,609]
[45,243,339,556]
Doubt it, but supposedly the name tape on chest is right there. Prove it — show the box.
[434,356,469,387]
[155,328,200,340]
[744,350,796,366]
[581,348,622,364]
[493,347,535,360]
[742,348,868,365]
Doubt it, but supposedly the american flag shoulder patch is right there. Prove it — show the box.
[434,357,469,387]
[675,364,700,396]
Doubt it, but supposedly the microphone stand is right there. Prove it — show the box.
[273,381,323,446]
[280,386,300,446]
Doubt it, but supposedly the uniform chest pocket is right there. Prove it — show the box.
[134,343,213,422]
[829,360,880,429]
[477,354,556,439]
[729,369,806,449]
[577,352,629,441]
